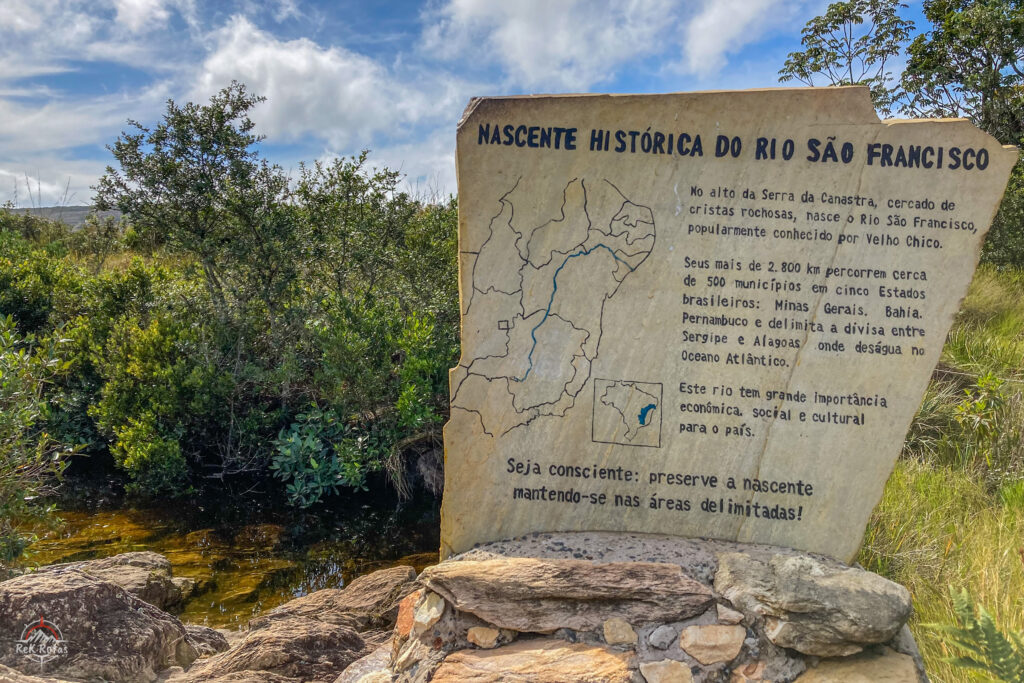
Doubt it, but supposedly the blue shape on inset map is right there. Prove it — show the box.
[592,378,663,448]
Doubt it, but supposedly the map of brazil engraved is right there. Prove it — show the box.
[593,378,663,448]
[451,177,655,436]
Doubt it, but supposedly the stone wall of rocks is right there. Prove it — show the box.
[380,532,927,683]
[0,534,928,682]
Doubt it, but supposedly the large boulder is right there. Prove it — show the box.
[35,551,193,610]
[184,616,367,682]
[714,552,912,656]
[249,566,417,633]
[185,626,232,657]
[419,557,713,632]
[0,570,199,682]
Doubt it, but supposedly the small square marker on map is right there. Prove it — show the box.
[497,320,510,330]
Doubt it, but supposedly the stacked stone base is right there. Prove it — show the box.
[370,532,928,682]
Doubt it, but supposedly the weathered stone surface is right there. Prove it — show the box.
[395,590,422,639]
[0,664,52,682]
[353,673,392,683]
[249,566,417,633]
[717,604,745,625]
[0,570,198,681]
[185,616,365,682]
[715,553,911,656]
[603,618,638,646]
[730,660,767,682]
[466,627,500,649]
[443,88,1017,563]
[420,558,712,631]
[430,640,633,682]
[333,643,391,683]
[412,592,446,634]
[186,625,232,657]
[35,551,191,610]
[794,647,919,682]
[647,625,677,650]
[640,659,694,683]
[678,624,746,665]
[171,672,297,682]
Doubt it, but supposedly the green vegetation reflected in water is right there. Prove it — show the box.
[26,504,438,628]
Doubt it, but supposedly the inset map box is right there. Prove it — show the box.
[592,378,663,448]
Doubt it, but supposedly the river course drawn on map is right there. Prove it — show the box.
[451,177,656,436]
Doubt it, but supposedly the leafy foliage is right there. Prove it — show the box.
[932,588,1024,681]
[0,84,458,506]
[899,0,1024,264]
[270,405,384,508]
[779,0,914,115]
[0,315,71,564]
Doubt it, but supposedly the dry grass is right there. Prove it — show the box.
[859,265,1024,681]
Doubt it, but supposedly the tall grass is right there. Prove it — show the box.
[860,265,1024,682]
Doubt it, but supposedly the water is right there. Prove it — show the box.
[25,501,439,628]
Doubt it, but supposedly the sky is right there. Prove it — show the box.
[0,0,926,207]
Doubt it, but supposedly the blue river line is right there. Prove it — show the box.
[514,244,634,382]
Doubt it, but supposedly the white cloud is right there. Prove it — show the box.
[682,0,813,75]
[193,16,467,149]
[421,0,677,91]
[113,0,170,32]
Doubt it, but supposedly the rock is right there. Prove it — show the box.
[334,643,391,683]
[354,674,392,683]
[794,647,919,682]
[419,558,712,632]
[678,624,746,665]
[715,553,911,657]
[185,616,366,682]
[0,664,51,682]
[175,672,297,682]
[730,660,767,681]
[466,627,500,649]
[717,604,745,625]
[648,625,677,650]
[35,551,191,610]
[412,592,446,634]
[250,566,417,633]
[394,590,422,639]
[0,570,198,681]
[186,625,231,657]
[430,640,633,682]
[639,659,694,683]
[602,618,637,646]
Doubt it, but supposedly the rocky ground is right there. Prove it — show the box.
[0,534,928,682]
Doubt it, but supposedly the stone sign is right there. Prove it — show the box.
[442,87,1016,562]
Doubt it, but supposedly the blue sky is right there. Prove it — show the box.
[0,0,926,206]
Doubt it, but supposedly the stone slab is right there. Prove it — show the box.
[419,557,712,631]
[443,87,1016,561]
[430,640,633,682]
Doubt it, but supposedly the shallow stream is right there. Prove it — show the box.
[26,500,439,628]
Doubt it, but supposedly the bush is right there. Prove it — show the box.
[0,86,459,506]
[0,315,71,563]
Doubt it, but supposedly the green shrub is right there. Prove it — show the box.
[0,316,71,563]
[271,405,384,508]
[111,412,187,495]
